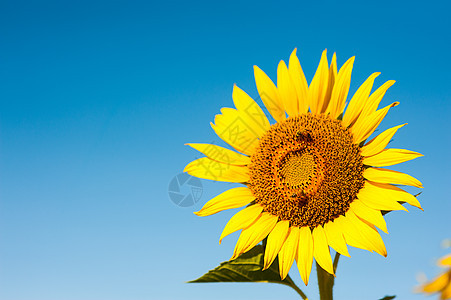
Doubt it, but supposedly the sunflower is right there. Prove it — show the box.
[184,49,423,285]
[418,254,451,300]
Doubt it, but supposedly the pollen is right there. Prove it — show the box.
[248,114,365,228]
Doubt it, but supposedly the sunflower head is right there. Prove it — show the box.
[185,49,423,284]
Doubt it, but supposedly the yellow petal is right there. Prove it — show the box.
[346,211,387,257]
[323,52,337,114]
[278,226,300,279]
[184,157,249,183]
[277,60,299,117]
[360,124,407,157]
[361,80,396,117]
[327,56,355,119]
[219,204,264,243]
[357,181,408,211]
[334,213,374,252]
[194,187,254,216]
[288,49,309,113]
[366,181,423,210]
[263,220,290,269]
[324,219,350,257]
[342,72,380,127]
[364,167,423,188]
[211,107,260,155]
[420,271,450,293]
[232,212,278,260]
[232,85,271,136]
[351,102,399,144]
[254,65,285,123]
[363,148,423,167]
[312,226,334,275]
[442,278,451,299]
[350,199,388,234]
[308,49,329,115]
[186,143,250,165]
[296,226,314,285]
[439,254,451,267]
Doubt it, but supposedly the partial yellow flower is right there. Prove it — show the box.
[185,49,423,285]
[418,253,451,300]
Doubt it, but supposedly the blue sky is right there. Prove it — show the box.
[1,0,450,299]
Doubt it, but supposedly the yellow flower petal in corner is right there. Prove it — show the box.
[324,219,350,257]
[194,187,254,217]
[263,220,290,270]
[364,167,423,188]
[231,212,278,260]
[219,204,264,243]
[351,102,399,144]
[324,52,337,114]
[278,226,300,279]
[184,157,249,183]
[439,254,451,267]
[363,148,423,167]
[312,226,334,275]
[350,199,388,234]
[334,213,374,252]
[254,65,285,123]
[232,85,270,137]
[342,72,380,127]
[308,49,329,115]
[327,56,355,119]
[361,80,396,117]
[296,227,314,285]
[360,124,407,157]
[357,181,408,212]
[278,60,299,117]
[366,181,423,210]
[288,49,309,114]
[186,143,250,165]
[420,272,449,293]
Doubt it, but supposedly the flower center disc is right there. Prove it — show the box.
[248,114,365,228]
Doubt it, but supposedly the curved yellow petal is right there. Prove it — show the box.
[351,102,399,144]
[357,181,408,211]
[334,213,374,252]
[184,157,249,183]
[312,226,334,275]
[308,49,329,115]
[350,199,388,234]
[442,278,451,299]
[360,124,407,157]
[296,226,314,285]
[361,80,396,117]
[231,212,278,260]
[363,148,423,167]
[278,226,300,279]
[277,60,299,117]
[342,72,380,127]
[288,49,309,114]
[324,220,350,257]
[254,65,285,123]
[324,52,337,115]
[219,204,264,243]
[346,211,387,257]
[263,220,290,269]
[420,271,450,293]
[186,143,250,166]
[194,187,254,216]
[366,181,422,210]
[211,107,260,155]
[232,85,270,136]
[364,167,423,188]
[327,56,355,119]
[439,255,451,267]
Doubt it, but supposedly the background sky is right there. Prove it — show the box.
[1,0,450,299]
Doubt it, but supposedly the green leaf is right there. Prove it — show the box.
[188,245,308,299]
[379,296,396,300]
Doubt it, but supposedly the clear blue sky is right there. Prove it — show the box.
[1,0,450,299]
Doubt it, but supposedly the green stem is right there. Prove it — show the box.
[284,275,309,300]
[316,252,340,300]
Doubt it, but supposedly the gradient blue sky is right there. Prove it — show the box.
[1,0,450,299]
